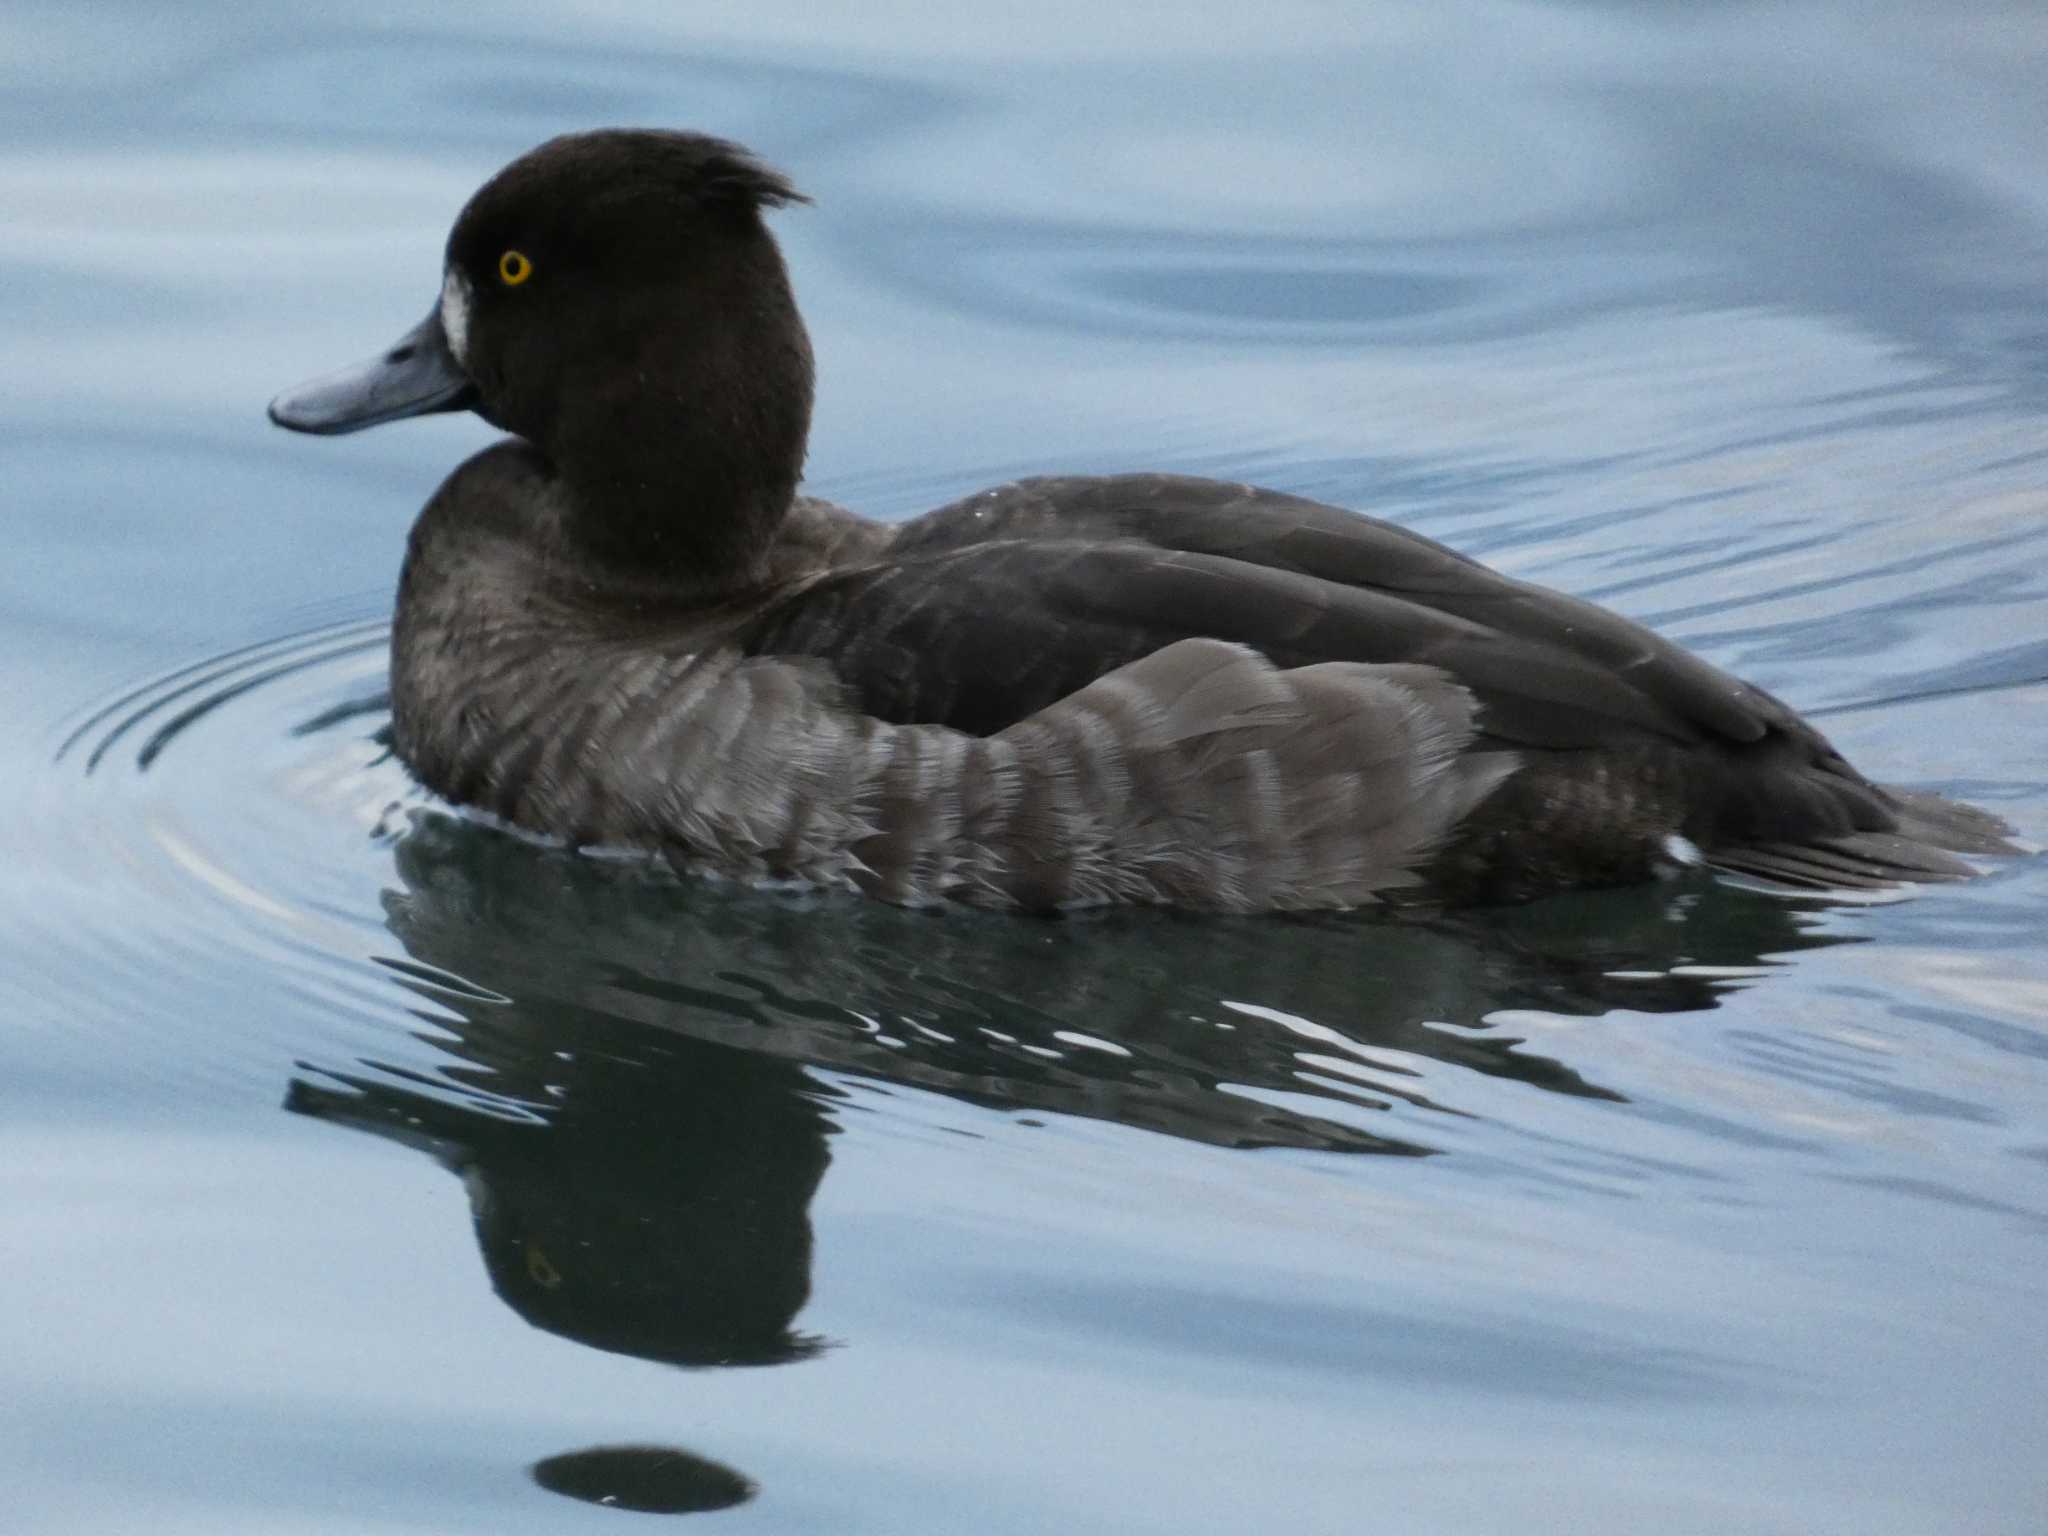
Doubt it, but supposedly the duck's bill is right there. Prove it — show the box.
[267,308,477,435]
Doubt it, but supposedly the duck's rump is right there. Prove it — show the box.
[734,474,2011,900]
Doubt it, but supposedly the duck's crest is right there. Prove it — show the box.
[517,129,809,214]
[688,140,809,210]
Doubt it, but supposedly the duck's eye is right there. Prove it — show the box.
[497,249,533,286]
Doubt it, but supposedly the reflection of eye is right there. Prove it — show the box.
[498,250,533,286]
[525,1244,563,1289]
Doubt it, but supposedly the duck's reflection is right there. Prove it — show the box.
[289,809,1856,1369]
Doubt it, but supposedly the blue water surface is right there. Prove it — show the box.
[4,4,2046,1532]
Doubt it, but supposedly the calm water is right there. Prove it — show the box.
[5,4,2047,1532]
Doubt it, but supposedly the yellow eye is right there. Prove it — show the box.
[525,1244,562,1289]
[498,249,533,286]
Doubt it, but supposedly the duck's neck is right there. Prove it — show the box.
[544,253,816,600]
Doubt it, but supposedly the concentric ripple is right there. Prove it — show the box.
[57,615,390,776]
[27,615,420,1106]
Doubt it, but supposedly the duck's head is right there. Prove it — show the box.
[270,130,815,577]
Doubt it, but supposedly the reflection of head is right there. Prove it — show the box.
[287,995,834,1369]
[451,1031,832,1367]
[466,1173,823,1366]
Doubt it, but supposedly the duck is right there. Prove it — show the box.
[268,128,2012,912]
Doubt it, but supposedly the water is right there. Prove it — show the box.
[5,4,2047,1531]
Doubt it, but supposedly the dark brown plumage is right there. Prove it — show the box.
[268,129,2016,910]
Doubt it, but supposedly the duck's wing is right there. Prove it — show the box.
[880,474,1786,745]
[745,474,1801,757]
[737,531,1773,756]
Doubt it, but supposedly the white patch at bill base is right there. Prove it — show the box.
[440,268,473,367]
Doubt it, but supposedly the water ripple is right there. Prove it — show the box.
[39,608,2020,1197]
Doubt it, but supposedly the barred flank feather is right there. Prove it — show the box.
[449,638,1515,912]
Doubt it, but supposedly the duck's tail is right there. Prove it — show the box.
[1707,786,2022,893]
